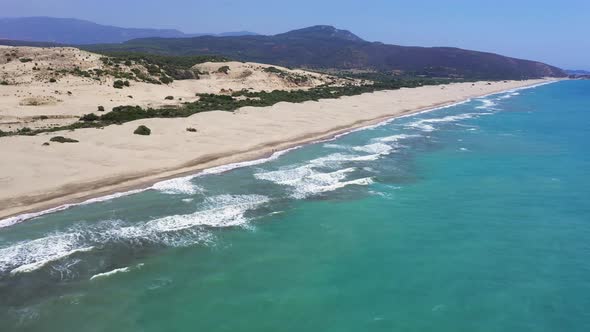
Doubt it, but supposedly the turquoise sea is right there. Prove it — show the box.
[1,80,589,331]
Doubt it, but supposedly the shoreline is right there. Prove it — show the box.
[0,79,558,225]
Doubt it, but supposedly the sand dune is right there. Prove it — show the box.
[0,46,354,131]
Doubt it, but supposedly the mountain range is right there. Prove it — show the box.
[0,17,258,44]
[0,17,566,79]
[87,25,565,79]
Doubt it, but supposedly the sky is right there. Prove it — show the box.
[3,0,589,69]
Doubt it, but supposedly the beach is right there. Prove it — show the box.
[0,79,552,221]
[2,80,587,331]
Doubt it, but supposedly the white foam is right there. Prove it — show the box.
[200,146,301,176]
[152,177,202,195]
[352,142,394,155]
[496,91,520,100]
[475,98,498,109]
[255,166,372,199]
[0,232,94,274]
[90,266,131,280]
[0,188,147,229]
[310,152,381,166]
[327,99,474,142]
[374,134,419,143]
[323,143,347,150]
[143,194,269,231]
[0,195,268,274]
[405,113,481,132]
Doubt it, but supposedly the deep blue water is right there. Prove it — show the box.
[1,80,589,331]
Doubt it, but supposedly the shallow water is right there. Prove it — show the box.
[1,80,590,331]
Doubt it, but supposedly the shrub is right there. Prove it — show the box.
[80,113,100,122]
[124,80,130,87]
[17,127,33,134]
[263,66,283,74]
[217,66,230,74]
[50,136,79,143]
[49,78,57,83]
[124,60,132,66]
[100,105,146,123]
[134,125,151,136]
[165,96,174,100]
[19,58,33,63]
[113,80,126,89]
[160,76,173,84]
[0,129,6,137]
[186,127,197,132]
[0,81,8,85]
[97,106,105,112]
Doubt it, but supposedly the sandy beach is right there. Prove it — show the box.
[0,79,553,221]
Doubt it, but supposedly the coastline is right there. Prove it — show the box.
[0,79,557,225]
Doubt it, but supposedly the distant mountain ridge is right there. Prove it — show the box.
[0,18,565,79]
[0,17,258,44]
[565,69,590,75]
[275,25,365,42]
[86,25,565,79]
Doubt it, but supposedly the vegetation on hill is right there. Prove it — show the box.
[82,25,566,80]
[47,52,229,85]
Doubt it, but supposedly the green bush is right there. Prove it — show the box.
[0,81,9,85]
[113,80,125,89]
[17,127,33,135]
[19,58,33,63]
[100,105,147,123]
[134,125,151,136]
[263,66,283,74]
[97,106,105,112]
[49,78,57,83]
[50,136,79,143]
[160,76,173,84]
[217,66,230,74]
[165,96,174,100]
[186,127,197,132]
[113,80,130,89]
[80,113,100,122]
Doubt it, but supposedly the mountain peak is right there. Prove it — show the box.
[276,25,364,42]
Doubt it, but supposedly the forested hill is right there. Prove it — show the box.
[85,25,566,80]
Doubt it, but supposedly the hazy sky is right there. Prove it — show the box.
[3,0,589,69]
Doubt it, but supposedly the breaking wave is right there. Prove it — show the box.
[255,166,373,199]
[0,195,268,275]
[475,98,498,110]
[152,177,203,195]
[89,263,143,281]
[405,113,483,132]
